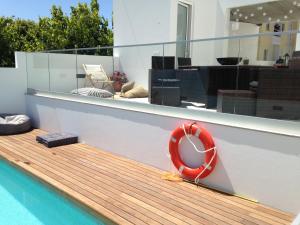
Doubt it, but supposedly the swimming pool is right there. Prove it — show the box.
[0,159,110,225]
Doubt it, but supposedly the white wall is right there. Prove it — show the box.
[113,0,225,86]
[0,52,27,114]
[296,32,300,51]
[26,53,116,93]
[228,22,275,66]
[113,0,173,87]
[112,0,275,86]
[188,0,225,65]
[27,94,300,214]
[190,0,274,65]
[228,22,260,63]
[113,0,173,46]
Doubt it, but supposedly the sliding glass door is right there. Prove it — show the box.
[176,2,190,58]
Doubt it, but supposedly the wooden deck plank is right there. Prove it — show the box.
[0,149,132,225]
[17,133,276,225]
[3,134,217,225]
[0,130,295,225]
[0,130,292,225]
[0,142,187,225]
[2,131,292,224]
[66,144,289,224]
[75,143,292,220]
[71,143,293,222]
[44,145,273,225]
[25,130,293,221]
[0,138,169,225]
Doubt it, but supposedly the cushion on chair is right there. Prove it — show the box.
[122,86,148,98]
[121,81,135,93]
[71,88,113,98]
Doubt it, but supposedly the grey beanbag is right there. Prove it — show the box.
[0,114,31,135]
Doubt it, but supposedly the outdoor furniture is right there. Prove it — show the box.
[289,51,300,70]
[178,57,192,68]
[151,87,181,106]
[36,133,78,148]
[217,90,256,116]
[149,65,269,108]
[82,64,114,91]
[256,68,300,120]
[151,78,181,106]
[152,56,175,70]
[0,114,31,135]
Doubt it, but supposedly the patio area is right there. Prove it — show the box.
[0,129,294,225]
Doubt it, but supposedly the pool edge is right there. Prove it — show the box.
[0,154,118,225]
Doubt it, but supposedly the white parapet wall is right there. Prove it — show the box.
[0,52,27,114]
[26,93,300,214]
[0,52,116,114]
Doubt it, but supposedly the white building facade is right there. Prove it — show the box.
[113,0,300,87]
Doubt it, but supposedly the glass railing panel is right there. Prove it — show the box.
[155,37,240,111]
[74,47,115,94]
[26,52,51,92]
[25,31,300,123]
[148,42,179,107]
[224,31,300,121]
[113,44,164,104]
[216,36,259,117]
[47,50,77,93]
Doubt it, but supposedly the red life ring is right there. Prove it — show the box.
[169,123,217,182]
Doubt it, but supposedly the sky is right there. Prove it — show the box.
[0,0,112,26]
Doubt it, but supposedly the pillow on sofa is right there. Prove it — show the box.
[71,88,113,98]
[121,81,135,93]
[122,86,148,98]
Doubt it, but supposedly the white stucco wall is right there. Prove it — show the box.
[189,0,225,65]
[112,0,276,86]
[0,52,27,114]
[26,94,300,214]
[296,34,300,51]
[113,0,174,87]
[228,22,260,63]
[113,0,300,87]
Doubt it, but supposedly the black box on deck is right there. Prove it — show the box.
[36,133,78,148]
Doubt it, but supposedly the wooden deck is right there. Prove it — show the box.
[0,130,294,225]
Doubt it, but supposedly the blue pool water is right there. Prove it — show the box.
[0,160,108,225]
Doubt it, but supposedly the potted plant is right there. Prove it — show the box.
[110,71,128,92]
[243,57,250,65]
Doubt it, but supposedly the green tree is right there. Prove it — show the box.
[38,6,68,50]
[0,18,12,66]
[0,0,113,67]
[0,17,42,66]
[67,0,113,50]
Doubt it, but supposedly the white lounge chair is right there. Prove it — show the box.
[82,64,114,91]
